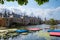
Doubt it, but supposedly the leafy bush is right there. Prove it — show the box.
[49,19,57,25]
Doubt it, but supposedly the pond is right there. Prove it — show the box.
[0,24,60,40]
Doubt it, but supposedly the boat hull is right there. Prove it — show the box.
[50,32,60,37]
[48,30,60,32]
[16,30,28,33]
[27,28,42,31]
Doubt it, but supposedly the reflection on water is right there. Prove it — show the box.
[0,24,60,40]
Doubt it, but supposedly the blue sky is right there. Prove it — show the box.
[0,0,60,20]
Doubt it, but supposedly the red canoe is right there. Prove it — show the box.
[27,28,42,31]
[50,32,60,37]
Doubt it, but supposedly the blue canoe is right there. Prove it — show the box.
[16,30,28,33]
[48,30,60,32]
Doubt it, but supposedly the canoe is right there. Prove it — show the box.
[15,30,28,33]
[27,28,42,31]
[48,30,60,32]
[50,32,60,37]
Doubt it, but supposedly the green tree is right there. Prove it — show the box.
[35,0,49,5]
[0,0,49,5]
[49,19,57,25]
[17,0,28,5]
[0,0,4,4]
[6,0,15,2]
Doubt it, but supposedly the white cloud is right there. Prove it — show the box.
[24,7,60,20]
[0,4,60,20]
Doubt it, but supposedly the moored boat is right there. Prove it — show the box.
[48,30,60,32]
[15,30,28,33]
[50,32,60,37]
[27,28,42,31]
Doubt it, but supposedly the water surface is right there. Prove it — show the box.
[0,24,60,40]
